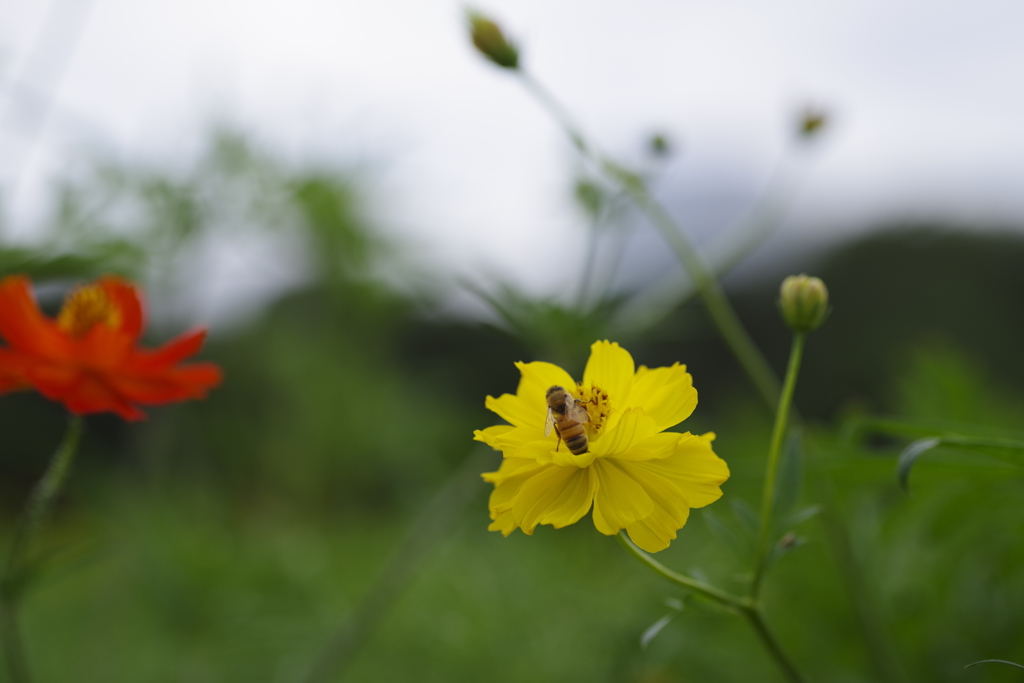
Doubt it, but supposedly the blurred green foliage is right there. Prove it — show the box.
[1,131,1023,681]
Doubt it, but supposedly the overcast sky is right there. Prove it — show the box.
[1,0,1023,317]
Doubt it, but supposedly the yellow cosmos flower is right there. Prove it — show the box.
[474,340,729,553]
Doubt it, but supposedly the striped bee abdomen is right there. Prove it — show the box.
[546,384,591,455]
[558,421,589,455]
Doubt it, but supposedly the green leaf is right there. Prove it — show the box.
[897,435,1024,492]
[841,415,1024,446]
[729,498,759,541]
[639,597,686,650]
[771,432,803,534]
[964,659,1024,670]
[896,438,942,492]
[788,505,822,526]
[841,415,1024,492]
[640,614,676,650]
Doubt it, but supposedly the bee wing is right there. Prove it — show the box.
[564,397,590,424]
[544,407,557,437]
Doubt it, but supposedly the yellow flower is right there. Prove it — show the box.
[474,340,729,553]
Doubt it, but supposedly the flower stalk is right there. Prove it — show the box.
[616,532,747,609]
[0,416,85,683]
[516,71,781,412]
[617,532,806,683]
[753,332,805,597]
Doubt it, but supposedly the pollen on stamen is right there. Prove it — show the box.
[56,284,122,338]
[575,383,611,433]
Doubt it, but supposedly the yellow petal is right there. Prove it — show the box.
[485,393,536,429]
[484,360,576,430]
[512,464,597,533]
[611,431,685,461]
[625,432,728,509]
[583,341,634,403]
[490,427,548,458]
[626,363,698,432]
[511,439,559,463]
[626,507,691,553]
[483,457,546,536]
[488,509,518,536]
[616,457,692,552]
[516,360,576,399]
[473,425,515,450]
[591,408,658,457]
[482,456,546,486]
[591,459,655,535]
[516,437,596,468]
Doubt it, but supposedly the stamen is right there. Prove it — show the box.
[56,284,122,338]
[575,382,612,434]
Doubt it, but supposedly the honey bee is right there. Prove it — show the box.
[544,385,591,455]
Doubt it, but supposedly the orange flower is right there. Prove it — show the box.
[0,275,222,420]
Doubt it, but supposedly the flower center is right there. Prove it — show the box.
[574,382,611,435]
[57,284,122,338]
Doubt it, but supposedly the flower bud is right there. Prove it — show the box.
[779,274,829,332]
[466,11,519,69]
[796,106,828,140]
[648,133,672,158]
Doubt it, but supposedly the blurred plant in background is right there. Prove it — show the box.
[0,7,1020,683]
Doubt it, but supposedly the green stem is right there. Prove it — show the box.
[0,416,85,683]
[517,70,780,411]
[753,334,805,597]
[623,185,781,410]
[518,72,590,156]
[615,531,748,609]
[0,607,29,683]
[740,606,808,683]
[576,220,601,311]
[617,532,805,683]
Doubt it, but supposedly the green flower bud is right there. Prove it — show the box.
[648,133,672,158]
[779,274,829,332]
[796,107,828,140]
[466,11,519,69]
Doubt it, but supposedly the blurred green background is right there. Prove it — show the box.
[1,129,1023,683]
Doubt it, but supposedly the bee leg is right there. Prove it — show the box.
[555,434,562,452]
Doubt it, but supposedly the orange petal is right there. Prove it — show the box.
[134,329,208,369]
[0,276,68,357]
[99,276,145,339]
[0,349,29,394]
[107,363,222,403]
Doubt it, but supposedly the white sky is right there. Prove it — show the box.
[1,0,1023,318]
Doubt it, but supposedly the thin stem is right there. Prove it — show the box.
[617,532,806,683]
[615,532,748,610]
[753,333,805,597]
[0,608,29,683]
[740,607,808,683]
[517,70,780,411]
[623,185,781,410]
[518,72,590,156]
[576,220,601,311]
[0,416,85,683]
